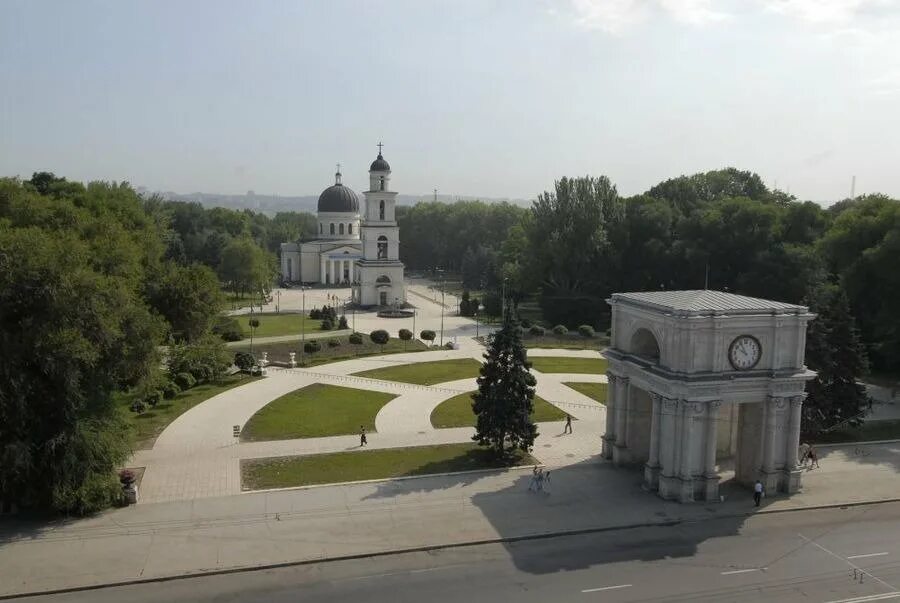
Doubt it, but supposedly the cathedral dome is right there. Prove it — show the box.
[369,153,391,172]
[317,172,360,213]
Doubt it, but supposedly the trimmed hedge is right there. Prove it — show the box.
[348,332,364,345]
[529,325,546,336]
[174,372,196,390]
[552,325,568,336]
[577,324,595,337]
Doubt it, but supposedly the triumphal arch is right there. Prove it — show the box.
[601,290,816,503]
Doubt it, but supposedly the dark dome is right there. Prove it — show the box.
[317,183,360,213]
[369,153,391,172]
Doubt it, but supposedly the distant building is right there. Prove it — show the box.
[279,146,406,307]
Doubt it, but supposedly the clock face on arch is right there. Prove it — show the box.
[728,335,761,370]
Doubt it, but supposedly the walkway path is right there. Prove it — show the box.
[130,347,608,504]
[6,441,900,598]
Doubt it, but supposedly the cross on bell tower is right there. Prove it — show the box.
[377,141,383,155]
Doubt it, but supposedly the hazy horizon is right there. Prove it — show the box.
[3,0,899,204]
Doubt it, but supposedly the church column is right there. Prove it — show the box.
[329,259,335,285]
[348,259,354,283]
[320,256,326,284]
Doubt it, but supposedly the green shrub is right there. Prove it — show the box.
[145,390,163,409]
[420,329,436,342]
[444,342,455,349]
[234,351,255,372]
[514,326,525,337]
[552,325,568,336]
[348,332,364,345]
[398,328,413,341]
[129,400,146,414]
[309,308,322,319]
[162,381,181,399]
[327,338,341,348]
[370,329,390,348]
[212,316,244,342]
[304,340,322,354]
[521,318,533,328]
[174,372,196,390]
[51,472,123,517]
[338,315,349,329]
[578,324,595,337]
[529,325,546,336]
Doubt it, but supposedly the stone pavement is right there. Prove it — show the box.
[130,347,608,504]
[4,441,900,598]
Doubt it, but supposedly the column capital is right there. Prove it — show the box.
[789,394,807,408]
[708,400,722,411]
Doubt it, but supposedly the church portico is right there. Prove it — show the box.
[601,290,816,503]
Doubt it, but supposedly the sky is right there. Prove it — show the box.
[2,0,899,203]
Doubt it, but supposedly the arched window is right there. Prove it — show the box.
[339,223,344,235]
[376,275,391,284]
[348,223,353,235]
[377,235,388,259]
[319,223,323,234]
[379,200,385,220]
[379,176,385,191]
[330,223,335,235]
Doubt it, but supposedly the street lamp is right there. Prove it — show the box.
[300,286,308,366]
[275,289,281,314]
[474,311,479,338]
[439,276,445,347]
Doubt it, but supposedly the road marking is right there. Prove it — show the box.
[823,592,900,603]
[847,552,890,560]
[582,584,632,593]
[721,568,762,575]
[799,533,897,591]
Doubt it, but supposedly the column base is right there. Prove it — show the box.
[657,473,718,503]
[782,467,803,494]
[601,435,615,460]
[759,468,781,495]
[657,473,680,500]
[703,473,721,502]
[612,444,631,466]
[642,463,660,492]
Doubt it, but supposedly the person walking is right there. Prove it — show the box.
[564,414,573,434]
[799,442,810,467]
[359,425,367,447]
[753,480,763,507]
[528,466,540,491]
[808,445,819,469]
[543,470,552,494]
[535,467,545,492]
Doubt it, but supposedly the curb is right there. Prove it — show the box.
[5,496,900,601]
[815,438,900,448]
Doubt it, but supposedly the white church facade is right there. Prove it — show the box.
[279,145,405,307]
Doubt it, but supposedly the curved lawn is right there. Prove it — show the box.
[241,383,396,441]
[352,358,483,385]
[430,391,568,428]
[528,357,607,374]
[562,382,608,404]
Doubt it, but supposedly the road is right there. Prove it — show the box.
[15,502,900,603]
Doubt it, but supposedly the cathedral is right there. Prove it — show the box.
[279,145,406,307]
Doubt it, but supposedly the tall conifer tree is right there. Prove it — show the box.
[472,312,537,456]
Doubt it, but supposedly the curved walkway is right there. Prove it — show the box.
[130,347,608,504]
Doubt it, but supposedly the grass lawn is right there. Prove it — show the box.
[562,382,608,404]
[241,384,396,441]
[528,357,608,374]
[241,443,535,490]
[353,358,483,385]
[232,337,431,367]
[430,391,567,428]
[523,335,609,350]
[125,374,260,450]
[237,312,325,338]
[812,419,900,444]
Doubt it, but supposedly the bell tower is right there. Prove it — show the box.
[354,142,406,307]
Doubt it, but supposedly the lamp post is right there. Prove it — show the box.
[300,286,307,366]
[275,289,281,314]
[412,308,417,342]
[474,311,479,338]
[439,277,445,347]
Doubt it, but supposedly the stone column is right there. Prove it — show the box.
[760,396,781,494]
[329,260,335,285]
[601,375,617,459]
[678,402,699,502]
[613,376,630,465]
[703,401,722,502]
[320,256,326,284]
[783,394,805,493]
[349,259,354,283]
[643,393,662,491]
[657,398,680,500]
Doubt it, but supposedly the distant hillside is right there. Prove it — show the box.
[137,188,531,215]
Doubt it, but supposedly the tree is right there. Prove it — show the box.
[472,313,538,457]
[398,328,413,349]
[420,330,436,344]
[370,329,390,351]
[218,237,274,298]
[482,292,502,318]
[145,263,224,342]
[459,290,472,317]
[803,288,871,435]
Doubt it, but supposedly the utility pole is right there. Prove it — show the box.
[434,188,438,202]
[850,175,856,199]
[300,287,307,366]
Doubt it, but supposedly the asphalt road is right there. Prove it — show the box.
[15,502,900,603]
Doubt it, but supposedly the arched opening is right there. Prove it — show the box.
[330,223,335,235]
[379,176,385,191]
[339,223,344,235]
[377,235,388,259]
[379,200,385,220]
[348,223,353,235]
[376,275,391,284]
[319,223,323,234]
[630,328,660,362]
